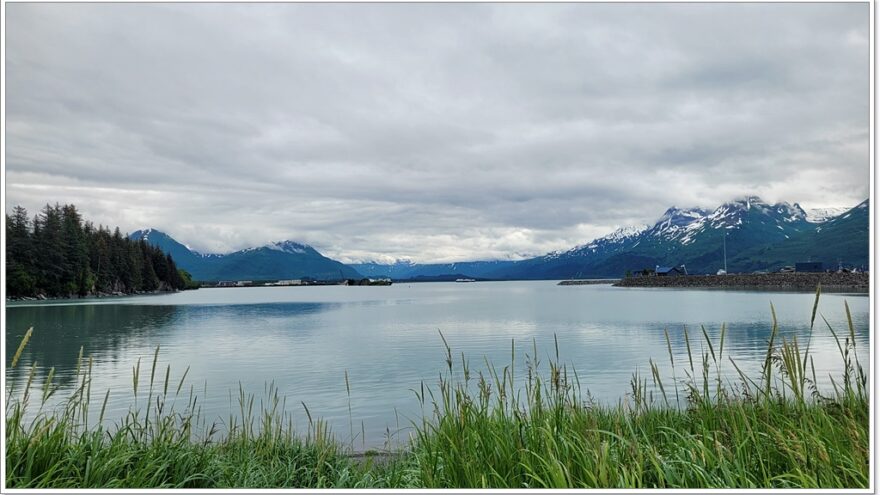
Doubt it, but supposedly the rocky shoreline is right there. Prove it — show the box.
[7,288,180,302]
[613,272,869,292]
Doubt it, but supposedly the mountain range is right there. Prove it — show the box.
[128,229,361,281]
[132,196,868,282]
[484,197,868,279]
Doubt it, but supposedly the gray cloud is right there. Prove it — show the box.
[5,3,869,263]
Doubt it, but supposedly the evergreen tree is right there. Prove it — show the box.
[6,206,35,297]
[61,205,89,296]
[140,241,160,291]
[33,204,67,295]
[128,241,144,290]
[4,204,189,298]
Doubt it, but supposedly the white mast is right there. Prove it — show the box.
[723,230,728,273]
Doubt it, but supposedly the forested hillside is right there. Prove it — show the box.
[6,204,190,298]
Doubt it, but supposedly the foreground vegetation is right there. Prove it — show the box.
[5,296,868,488]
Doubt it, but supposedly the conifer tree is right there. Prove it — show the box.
[4,204,188,298]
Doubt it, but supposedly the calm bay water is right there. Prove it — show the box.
[5,281,870,449]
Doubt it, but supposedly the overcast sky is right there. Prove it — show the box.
[5,3,870,263]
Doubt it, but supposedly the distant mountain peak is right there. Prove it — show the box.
[638,195,814,247]
[603,225,649,242]
[130,227,165,242]
[655,206,709,227]
[718,197,760,216]
[732,195,766,206]
[130,229,359,281]
[558,224,648,258]
[717,196,805,217]
[659,205,708,217]
[648,207,709,244]
[264,240,313,254]
[772,202,807,222]
[706,197,806,227]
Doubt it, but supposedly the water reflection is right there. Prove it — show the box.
[6,302,338,387]
[4,282,870,448]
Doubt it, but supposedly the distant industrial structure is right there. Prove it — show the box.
[215,280,254,287]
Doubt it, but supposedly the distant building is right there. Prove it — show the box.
[276,280,302,286]
[217,281,236,287]
[795,262,823,273]
[235,280,253,287]
[655,266,685,277]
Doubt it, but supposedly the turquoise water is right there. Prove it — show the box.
[5,281,870,448]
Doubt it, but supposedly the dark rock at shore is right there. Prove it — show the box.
[614,272,868,291]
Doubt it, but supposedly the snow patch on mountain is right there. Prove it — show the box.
[556,224,648,257]
[649,207,710,244]
[642,196,809,246]
[264,240,311,254]
[604,225,649,242]
[776,202,807,223]
[805,207,850,223]
[131,228,154,241]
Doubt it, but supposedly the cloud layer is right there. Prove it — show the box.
[5,3,869,262]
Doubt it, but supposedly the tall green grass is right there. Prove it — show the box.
[5,343,355,488]
[5,295,869,488]
[408,299,868,488]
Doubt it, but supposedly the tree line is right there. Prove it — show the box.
[6,204,195,298]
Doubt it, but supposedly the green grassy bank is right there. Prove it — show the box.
[5,296,869,489]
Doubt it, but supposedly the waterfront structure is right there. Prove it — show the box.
[655,266,685,276]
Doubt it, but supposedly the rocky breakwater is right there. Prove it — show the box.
[614,272,869,292]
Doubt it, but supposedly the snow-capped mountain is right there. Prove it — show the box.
[261,240,312,255]
[482,196,866,279]
[553,225,649,258]
[132,196,868,282]
[129,230,361,281]
[641,197,808,245]
[731,199,869,271]
[647,207,711,244]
